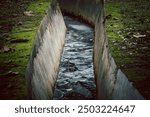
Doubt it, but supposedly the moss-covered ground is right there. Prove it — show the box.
[105,0,150,99]
[0,0,50,99]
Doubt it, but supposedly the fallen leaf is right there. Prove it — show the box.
[24,11,34,17]
[133,33,146,38]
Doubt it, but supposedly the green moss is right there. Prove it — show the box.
[0,0,51,99]
[105,0,124,64]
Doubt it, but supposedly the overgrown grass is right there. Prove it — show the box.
[0,0,50,99]
[105,0,125,65]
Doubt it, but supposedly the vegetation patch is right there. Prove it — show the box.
[0,0,50,99]
[105,0,150,99]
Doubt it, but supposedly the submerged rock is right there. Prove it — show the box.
[53,89,64,100]
[73,82,92,98]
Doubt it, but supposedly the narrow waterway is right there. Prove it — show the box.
[53,16,96,100]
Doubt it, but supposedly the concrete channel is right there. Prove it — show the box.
[25,0,144,100]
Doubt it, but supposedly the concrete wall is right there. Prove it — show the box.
[58,0,144,99]
[25,0,66,99]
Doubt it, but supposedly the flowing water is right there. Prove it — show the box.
[53,16,96,100]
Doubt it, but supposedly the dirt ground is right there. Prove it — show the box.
[0,0,50,99]
[105,0,150,99]
[0,0,30,99]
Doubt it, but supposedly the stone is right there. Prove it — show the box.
[73,82,92,98]
[53,89,64,100]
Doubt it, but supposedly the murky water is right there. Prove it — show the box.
[53,16,96,100]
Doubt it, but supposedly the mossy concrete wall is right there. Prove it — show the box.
[58,0,144,99]
[25,0,66,99]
